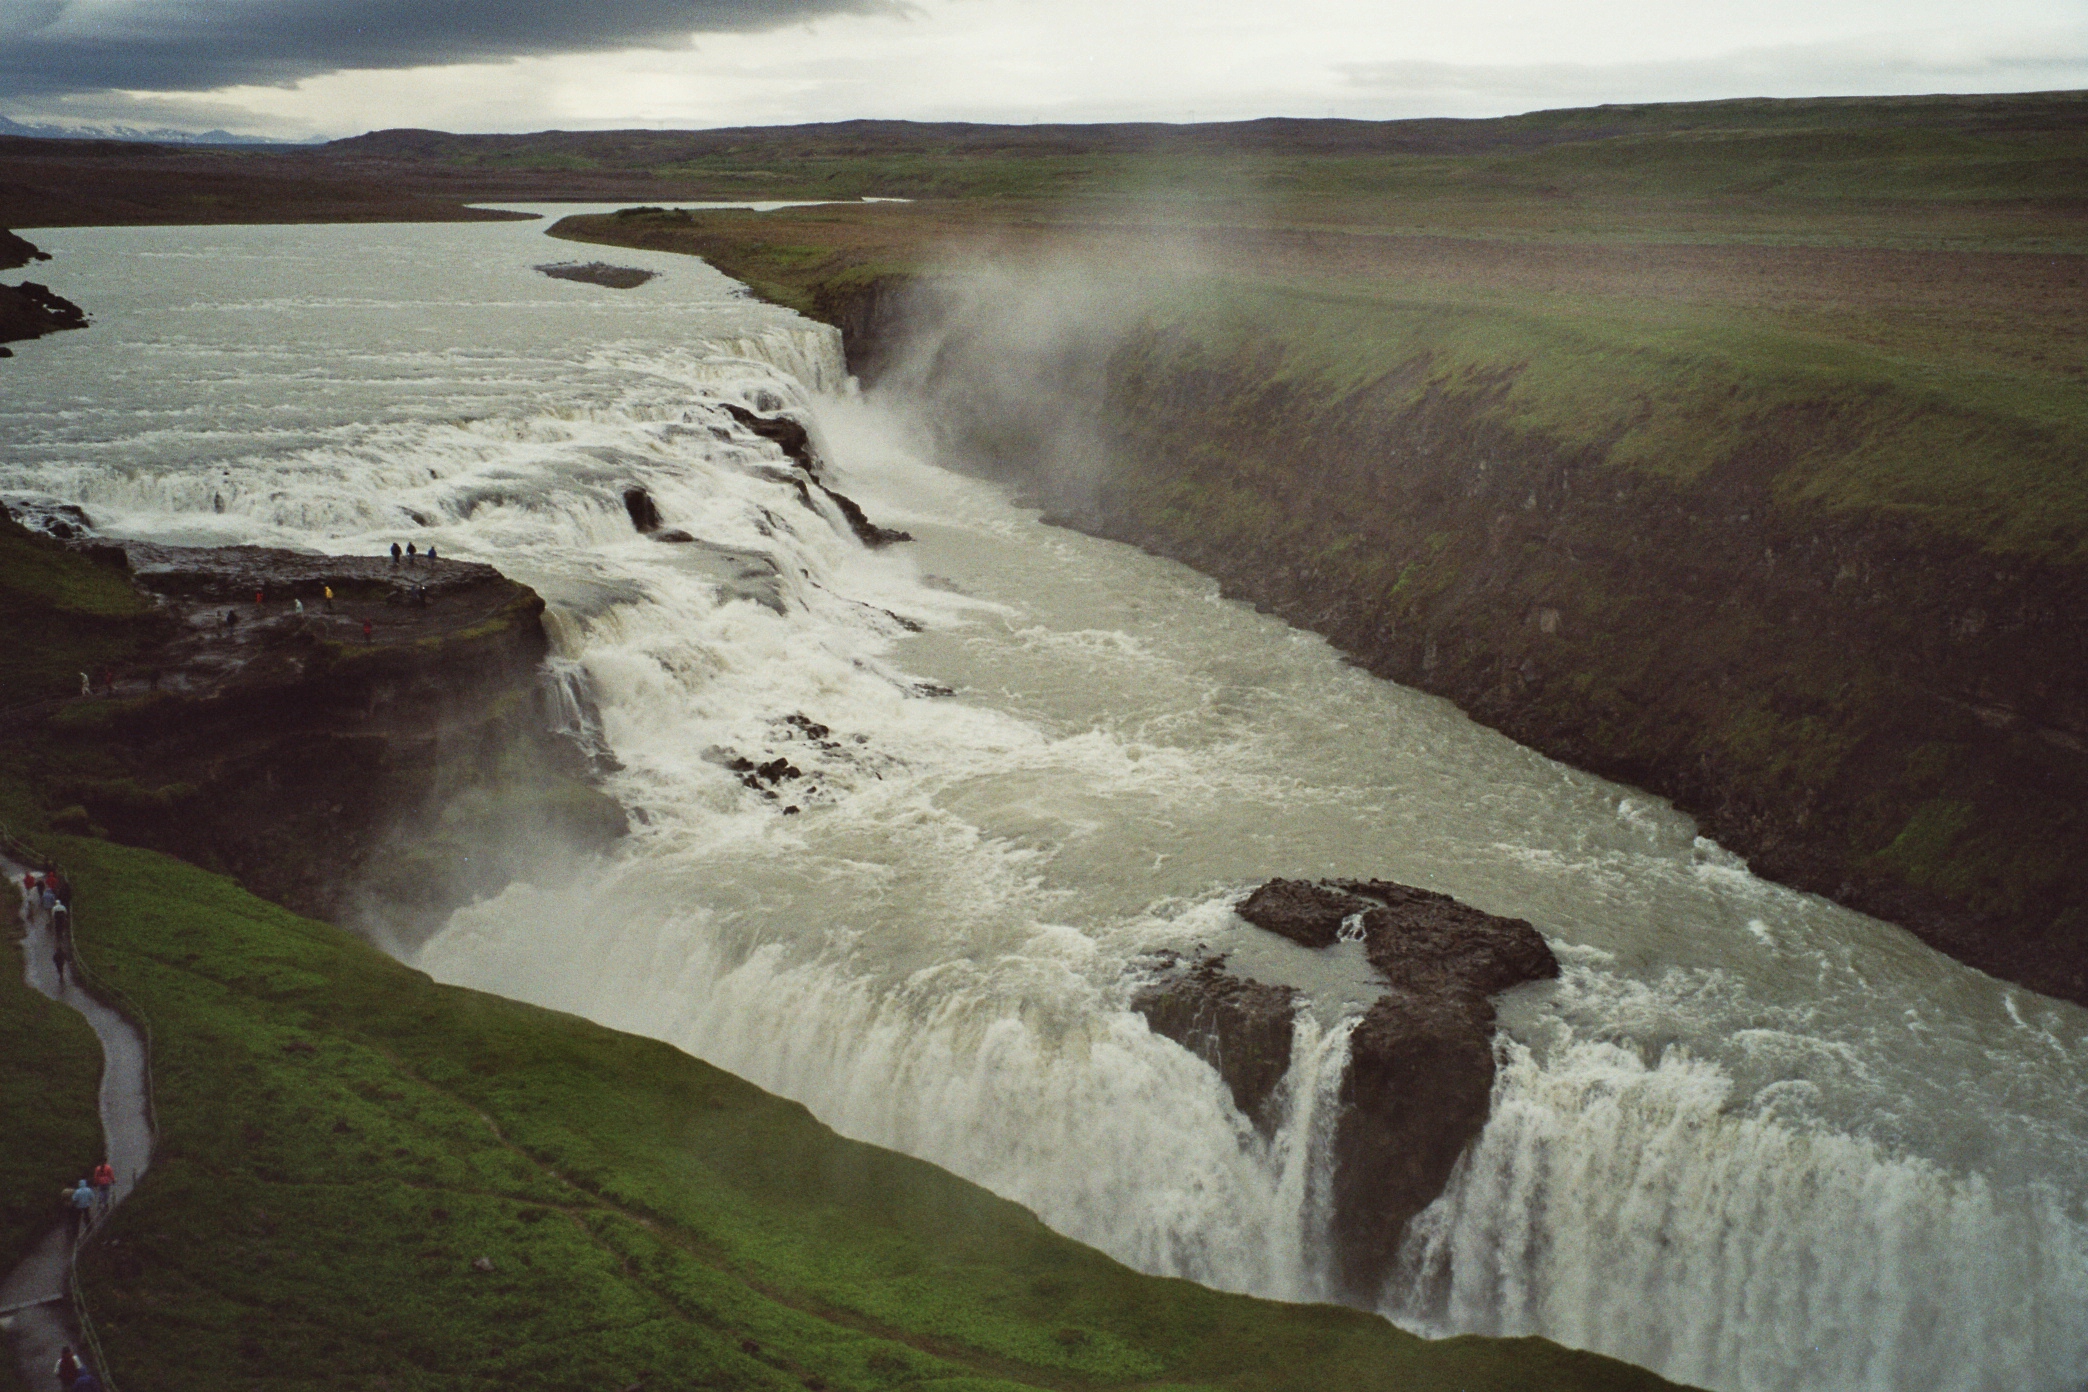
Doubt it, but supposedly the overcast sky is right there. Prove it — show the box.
[4,0,2084,138]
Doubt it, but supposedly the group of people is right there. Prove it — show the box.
[64,1161,116,1237]
[23,868,74,982]
[388,541,438,564]
[51,1345,102,1392]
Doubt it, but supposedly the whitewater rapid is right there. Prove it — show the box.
[4,214,2085,1392]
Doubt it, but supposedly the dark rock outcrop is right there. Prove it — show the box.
[1237,877,1368,947]
[1134,875,1557,1304]
[1132,954,1299,1128]
[38,541,625,945]
[535,261,656,289]
[0,228,49,271]
[722,402,820,472]
[1,230,87,356]
[624,486,663,533]
[1327,880,1558,1300]
[718,401,913,547]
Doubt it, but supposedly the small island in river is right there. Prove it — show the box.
[535,259,657,289]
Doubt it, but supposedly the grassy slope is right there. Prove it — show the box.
[0,516,158,707]
[0,877,102,1290]
[52,835,1678,1392]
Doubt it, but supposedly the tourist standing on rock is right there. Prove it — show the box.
[406,541,418,563]
[53,1345,80,1391]
[390,542,402,564]
[68,1179,94,1237]
[91,1159,114,1214]
[427,544,438,561]
[362,619,374,643]
[324,584,335,611]
[223,609,237,633]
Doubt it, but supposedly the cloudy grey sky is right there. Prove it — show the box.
[3,0,2084,138]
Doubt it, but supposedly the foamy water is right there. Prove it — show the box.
[5,214,2085,1392]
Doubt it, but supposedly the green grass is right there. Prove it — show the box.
[45,836,1680,1392]
[0,878,103,1255]
[0,516,160,709]
[1143,278,2088,562]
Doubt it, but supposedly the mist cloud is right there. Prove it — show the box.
[0,0,905,99]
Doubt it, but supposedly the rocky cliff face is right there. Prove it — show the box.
[30,538,624,943]
[836,280,2088,1008]
[1135,877,1557,1302]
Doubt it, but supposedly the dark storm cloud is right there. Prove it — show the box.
[0,0,900,98]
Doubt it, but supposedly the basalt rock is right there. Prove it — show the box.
[39,540,626,946]
[1132,874,1556,1303]
[722,402,819,473]
[624,486,663,533]
[535,261,657,290]
[1325,880,1557,1299]
[1132,954,1299,1130]
[1237,877,1369,948]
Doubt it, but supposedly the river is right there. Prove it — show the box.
[3,212,2084,1392]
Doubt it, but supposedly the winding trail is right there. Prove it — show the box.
[0,860,151,1391]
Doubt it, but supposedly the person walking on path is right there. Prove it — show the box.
[67,1181,94,1239]
[39,882,56,921]
[91,1161,114,1216]
[49,899,69,949]
[53,1345,79,1391]
[77,673,89,698]
[52,936,70,984]
[324,583,335,612]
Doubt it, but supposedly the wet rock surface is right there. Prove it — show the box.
[1138,875,1558,1304]
[1237,877,1369,947]
[1331,879,1557,1299]
[1132,954,1299,1128]
[35,538,625,943]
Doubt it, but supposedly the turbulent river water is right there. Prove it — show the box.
[5,213,2086,1392]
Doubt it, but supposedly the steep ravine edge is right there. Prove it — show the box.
[817,273,2088,1008]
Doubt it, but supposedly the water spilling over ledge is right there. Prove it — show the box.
[2,215,2085,1392]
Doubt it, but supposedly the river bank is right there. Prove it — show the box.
[549,199,2088,1007]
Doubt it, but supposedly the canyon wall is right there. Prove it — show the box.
[841,276,2088,1006]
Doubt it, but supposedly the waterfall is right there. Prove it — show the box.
[1387,1036,2088,1392]
[10,216,2087,1392]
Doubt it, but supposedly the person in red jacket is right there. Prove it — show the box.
[91,1160,114,1214]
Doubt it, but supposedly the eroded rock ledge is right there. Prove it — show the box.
[1136,876,1557,1301]
[32,535,624,943]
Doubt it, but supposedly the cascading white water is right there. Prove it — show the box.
[5,213,2085,1392]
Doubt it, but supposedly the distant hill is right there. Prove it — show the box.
[0,112,318,146]
[323,90,2088,164]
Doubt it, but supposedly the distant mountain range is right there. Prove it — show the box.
[0,113,322,145]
